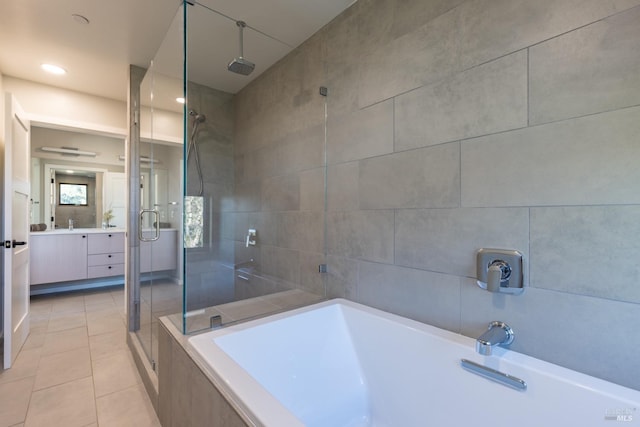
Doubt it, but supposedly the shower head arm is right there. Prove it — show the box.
[237,21,246,59]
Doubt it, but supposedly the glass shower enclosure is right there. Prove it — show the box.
[131,0,330,370]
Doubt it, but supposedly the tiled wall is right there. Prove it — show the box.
[232,0,640,389]
[184,81,236,311]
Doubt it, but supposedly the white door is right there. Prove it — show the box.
[3,94,30,368]
[104,172,126,228]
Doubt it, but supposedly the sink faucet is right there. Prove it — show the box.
[476,321,514,356]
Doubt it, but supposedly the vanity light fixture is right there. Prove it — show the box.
[41,146,96,157]
[118,155,159,164]
[41,63,67,75]
[176,97,186,104]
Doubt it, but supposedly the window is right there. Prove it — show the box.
[59,183,88,205]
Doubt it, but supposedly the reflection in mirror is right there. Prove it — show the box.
[52,169,99,229]
[30,127,125,230]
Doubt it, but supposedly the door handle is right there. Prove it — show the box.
[139,209,160,242]
[12,240,26,248]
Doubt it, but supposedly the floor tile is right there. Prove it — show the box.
[20,330,46,352]
[40,327,88,356]
[0,377,33,427]
[50,298,86,315]
[0,348,41,385]
[33,347,91,391]
[25,377,96,427]
[89,329,127,360]
[87,313,124,337]
[96,384,160,427]
[92,349,141,397]
[4,288,161,427]
[47,312,86,333]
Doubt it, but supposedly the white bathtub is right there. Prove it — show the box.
[188,299,640,427]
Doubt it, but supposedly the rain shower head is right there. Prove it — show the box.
[228,21,255,76]
[228,57,255,76]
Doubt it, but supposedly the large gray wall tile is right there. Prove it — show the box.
[327,99,393,164]
[233,182,261,212]
[326,255,358,300]
[462,107,640,207]
[358,261,461,332]
[395,51,527,151]
[277,211,324,253]
[327,162,359,212]
[395,208,529,277]
[460,282,640,390]
[530,206,640,303]
[457,0,640,70]
[261,174,300,212]
[299,168,325,212]
[326,210,394,263]
[275,124,325,174]
[359,143,460,209]
[260,246,300,285]
[298,251,326,295]
[530,7,640,125]
[357,6,462,108]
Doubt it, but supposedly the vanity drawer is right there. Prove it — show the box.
[88,253,125,266]
[88,264,124,278]
[88,232,125,254]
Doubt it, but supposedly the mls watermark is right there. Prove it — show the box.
[605,408,636,422]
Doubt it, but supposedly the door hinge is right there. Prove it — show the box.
[51,178,54,184]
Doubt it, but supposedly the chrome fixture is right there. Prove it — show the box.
[245,229,257,247]
[187,110,206,197]
[228,21,255,75]
[476,248,525,294]
[41,146,96,157]
[476,321,514,356]
[118,155,159,164]
[461,359,527,391]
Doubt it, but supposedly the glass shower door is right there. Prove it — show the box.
[135,3,185,368]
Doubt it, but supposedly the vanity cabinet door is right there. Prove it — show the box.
[140,230,178,273]
[30,234,88,284]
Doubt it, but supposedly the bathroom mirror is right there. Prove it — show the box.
[40,165,106,229]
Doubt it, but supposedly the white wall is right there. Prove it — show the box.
[4,77,182,143]
[4,77,127,136]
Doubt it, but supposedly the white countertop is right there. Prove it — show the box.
[31,228,127,235]
[30,228,178,235]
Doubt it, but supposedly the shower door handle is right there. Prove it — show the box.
[139,209,160,242]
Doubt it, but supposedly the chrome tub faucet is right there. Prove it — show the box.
[476,321,514,356]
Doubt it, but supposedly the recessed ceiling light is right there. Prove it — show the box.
[176,97,185,104]
[41,63,67,75]
[72,14,90,25]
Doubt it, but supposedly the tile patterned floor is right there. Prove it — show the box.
[0,287,161,427]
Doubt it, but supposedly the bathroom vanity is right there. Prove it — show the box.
[30,228,178,288]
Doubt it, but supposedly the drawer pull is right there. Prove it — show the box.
[108,255,112,258]
[108,266,112,269]
[108,234,112,237]
[82,235,86,238]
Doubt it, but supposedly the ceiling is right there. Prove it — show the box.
[0,0,356,107]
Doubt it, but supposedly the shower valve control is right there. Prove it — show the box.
[477,249,525,295]
[245,229,257,247]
